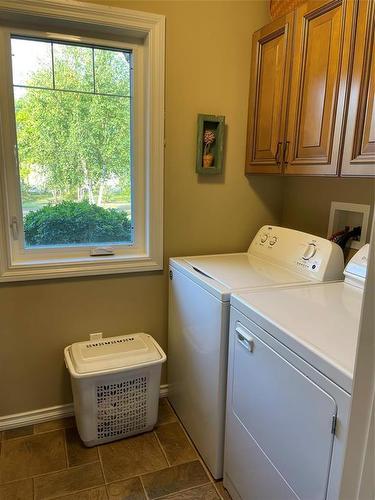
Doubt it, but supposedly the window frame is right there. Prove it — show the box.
[0,0,165,282]
[3,30,145,259]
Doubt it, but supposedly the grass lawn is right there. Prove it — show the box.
[21,193,131,216]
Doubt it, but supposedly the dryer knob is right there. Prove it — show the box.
[302,243,316,260]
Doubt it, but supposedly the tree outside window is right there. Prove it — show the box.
[12,37,133,247]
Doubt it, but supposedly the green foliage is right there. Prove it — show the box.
[24,201,132,246]
[15,44,131,205]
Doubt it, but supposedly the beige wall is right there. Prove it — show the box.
[0,1,284,416]
[281,177,375,240]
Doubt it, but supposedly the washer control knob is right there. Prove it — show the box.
[303,243,317,260]
[260,233,269,243]
[269,236,278,246]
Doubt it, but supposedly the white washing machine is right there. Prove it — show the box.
[168,225,344,479]
[224,244,369,500]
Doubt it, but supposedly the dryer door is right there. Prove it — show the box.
[225,321,337,500]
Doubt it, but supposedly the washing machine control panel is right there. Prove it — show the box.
[296,242,322,273]
[302,243,317,260]
[249,225,344,281]
[257,232,278,248]
[269,236,278,247]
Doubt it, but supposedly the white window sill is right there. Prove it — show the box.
[0,256,163,282]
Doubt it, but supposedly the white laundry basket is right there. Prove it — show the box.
[64,333,166,447]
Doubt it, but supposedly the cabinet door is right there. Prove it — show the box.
[341,0,375,177]
[245,13,294,174]
[285,0,354,175]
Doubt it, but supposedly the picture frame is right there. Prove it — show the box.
[196,114,225,175]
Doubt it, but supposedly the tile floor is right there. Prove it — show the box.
[0,399,231,500]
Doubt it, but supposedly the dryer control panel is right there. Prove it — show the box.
[343,243,369,288]
[249,226,344,282]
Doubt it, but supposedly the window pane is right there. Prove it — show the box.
[11,38,53,89]
[54,43,94,92]
[12,37,133,248]
[94,48,130,96]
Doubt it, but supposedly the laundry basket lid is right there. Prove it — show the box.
[66,333,165,375]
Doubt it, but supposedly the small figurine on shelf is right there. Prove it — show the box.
[196,114,225,175]
[202,129,216,167]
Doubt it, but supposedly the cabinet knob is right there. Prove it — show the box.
[276,142,282,166]
[283,141,290,165]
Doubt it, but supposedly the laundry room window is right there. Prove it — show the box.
[11,36,134,248]
[0,2,164,281]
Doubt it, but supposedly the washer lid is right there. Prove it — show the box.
[184,253,307,289]
[68,333,164,374]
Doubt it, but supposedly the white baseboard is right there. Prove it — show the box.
[0,384,168,431]
[159,383,168,398]
[0,403,75,431]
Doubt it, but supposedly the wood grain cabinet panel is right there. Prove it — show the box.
[341,0,375,177]
[284,0,354,175]
[245,13,294,174]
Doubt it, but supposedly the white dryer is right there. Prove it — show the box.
[168,225,344,479]
[224,244,369,500]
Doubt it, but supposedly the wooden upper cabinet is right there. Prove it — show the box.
[284,0,354,175]
[245,13,294,174]
[341,0,375,177]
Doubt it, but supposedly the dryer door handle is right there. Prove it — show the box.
[235,325,255,353]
